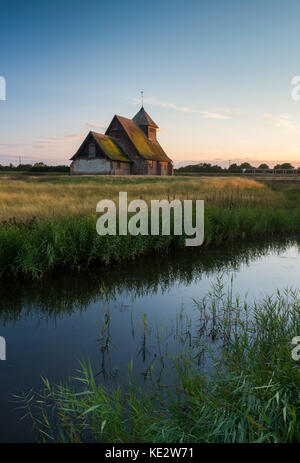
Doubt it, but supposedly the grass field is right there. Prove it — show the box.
[0,172,291,222]
[1,173,300,278]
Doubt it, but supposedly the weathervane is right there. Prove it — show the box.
[141,90,144,108]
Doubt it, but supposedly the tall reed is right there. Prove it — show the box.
[17,284,300,443]
[1,204,300,279]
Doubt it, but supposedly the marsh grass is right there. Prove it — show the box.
[1,175,300,278]
[0,175,273,222]
[1,203,300,278]
[17,283,300,443]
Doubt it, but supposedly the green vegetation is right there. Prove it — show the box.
[176,161,297,174]
[274,163,295,170]
[2,204,300,279]
[0,163,69,173]
[17,284,300,443]
[177,162,223,173]
[0,237,291,324]
[1,176,300,278]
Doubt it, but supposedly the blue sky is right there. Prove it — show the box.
[1,0,300,165]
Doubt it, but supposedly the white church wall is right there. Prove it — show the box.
[71,158,113,175]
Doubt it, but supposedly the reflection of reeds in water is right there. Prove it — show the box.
[139,314,148,364]
[0,236,296,322]
[17,280,300,443]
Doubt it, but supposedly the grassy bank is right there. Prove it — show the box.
[18,285,300,443]
[1,175,300,278]
[2,205,300,278]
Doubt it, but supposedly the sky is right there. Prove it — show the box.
[1,0,300,166]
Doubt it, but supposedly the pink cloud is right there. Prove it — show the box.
[85,122,106,130]
[42,133,84,143]
[130,96,232,120]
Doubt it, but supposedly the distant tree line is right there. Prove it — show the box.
[0,162,70,172]
[177,163,223,172]
[176,162,297,173]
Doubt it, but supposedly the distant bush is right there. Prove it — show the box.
[177,163,223,173]
[30,165,70,173]
[274,163,295,170]
[0,163,70,173]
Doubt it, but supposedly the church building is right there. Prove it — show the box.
[70,107,173,175]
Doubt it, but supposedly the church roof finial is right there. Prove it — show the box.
[141,90,144,108]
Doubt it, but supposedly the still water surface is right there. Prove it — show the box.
[1,238,300,442]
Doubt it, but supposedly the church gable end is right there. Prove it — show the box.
[71,132,107,160]
[105,116,142,162]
